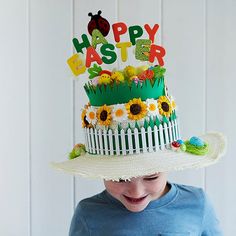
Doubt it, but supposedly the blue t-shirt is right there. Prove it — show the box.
[69,183,222,236]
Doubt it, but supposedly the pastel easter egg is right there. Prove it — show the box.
[172,141,180,148]
[189,136,204,147]
[91,76,100,86]
[69,143,86,159]
[171,141,181,151]
[180,144,186,152]
[177,139,184,145]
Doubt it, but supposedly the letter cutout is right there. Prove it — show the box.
[72,34,91,54]
[112,22,128,42]
[144,24,159,43]
[135,39,151,61]
[86,46,103,68]
[101,44,117,64]
[149,44,166,66]
[129,25,143,45]
[116,42,132,62]
[92,29,108,48]
[67,54,86,76]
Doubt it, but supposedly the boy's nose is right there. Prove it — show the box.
[126,181,145,198]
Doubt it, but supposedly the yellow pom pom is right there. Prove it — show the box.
[136,65,149,75]
[124,66,136,79]
[111,71,124,83]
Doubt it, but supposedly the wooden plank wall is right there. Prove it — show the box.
[0,0,235,235]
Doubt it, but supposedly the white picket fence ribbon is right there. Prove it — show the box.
[84,120,180,156]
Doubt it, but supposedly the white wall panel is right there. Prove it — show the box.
[0,1,29,235]
[162,0,206,187]
[30,0,73,235]
[206,0,236,234]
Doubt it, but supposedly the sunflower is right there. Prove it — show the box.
[81,109,92,128]
[86,106,97,125]
[158,96,172,117]
[126,98,147,120]
[96,105,112,126]
[112,104,128,122]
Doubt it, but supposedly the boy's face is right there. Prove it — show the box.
[104,172,168,212]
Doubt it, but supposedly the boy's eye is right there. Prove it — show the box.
[115,179,130,183]
[118,179,126,183]
[144,176,159,181]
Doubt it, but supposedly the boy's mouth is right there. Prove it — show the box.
[123,195,147,204]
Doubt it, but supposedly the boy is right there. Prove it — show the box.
[69,172,222,235]
[51,11,227,236]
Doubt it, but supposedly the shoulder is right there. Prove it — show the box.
[70,191,108,235]
[76,191,108,213]
[174,183,206,199]
[70,191,120,235]
[70,194,107,236]
[172,183,207,209]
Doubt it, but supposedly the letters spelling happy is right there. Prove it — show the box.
[67,22,166,76]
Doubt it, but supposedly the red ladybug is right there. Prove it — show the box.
[88,10,110,37]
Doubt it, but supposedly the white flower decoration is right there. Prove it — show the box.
[170,96,177,111]
[86,106,97,125]
[146,98,160,117]
[112,104,128,122]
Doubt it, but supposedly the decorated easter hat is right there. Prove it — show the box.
[51,11,226,181]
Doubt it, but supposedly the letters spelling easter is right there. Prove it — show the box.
[67,13,166,77]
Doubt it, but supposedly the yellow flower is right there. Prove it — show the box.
[158,96,172,117]
[96,105,112,126]
[136,65,149,74]
[124,66,136,79]
[81,109,92,128]
[126,98,147,120]
[111,71,124,84]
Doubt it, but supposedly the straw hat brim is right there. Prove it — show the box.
[51,132,226,181]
